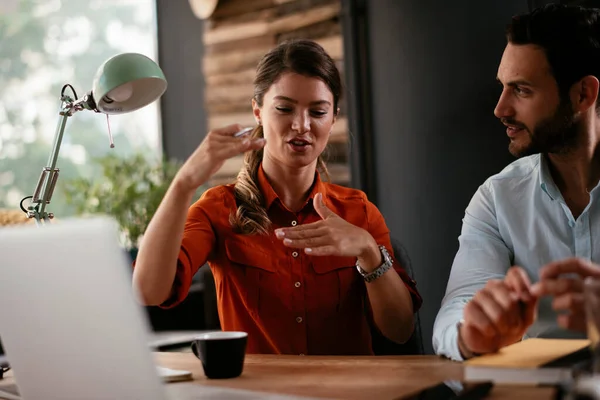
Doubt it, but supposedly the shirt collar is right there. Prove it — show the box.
[257,163,327,211]
[539,154,561,201]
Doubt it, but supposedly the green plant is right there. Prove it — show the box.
[64,153,203,250]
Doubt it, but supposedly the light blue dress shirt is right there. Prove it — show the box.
[433,154,597,361]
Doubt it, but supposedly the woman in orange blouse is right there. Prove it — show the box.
[133,39,421,355]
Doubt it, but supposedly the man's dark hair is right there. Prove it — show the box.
[507,4,600,103]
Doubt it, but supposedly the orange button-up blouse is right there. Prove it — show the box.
[161,165,422,355]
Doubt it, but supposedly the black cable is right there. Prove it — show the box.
[19,196,32,214]
[60,84,78,100]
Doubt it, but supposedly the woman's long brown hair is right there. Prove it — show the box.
[229,39,342,235]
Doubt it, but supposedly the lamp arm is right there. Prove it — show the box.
[23,87,104,225]
[26,103,73,225]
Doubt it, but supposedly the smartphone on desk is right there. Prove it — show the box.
[396,380,494,400]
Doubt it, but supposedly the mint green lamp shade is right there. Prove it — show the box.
[92,53,167,115]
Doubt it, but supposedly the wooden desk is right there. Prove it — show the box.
[0,353,558,399]
[154,353,557,399]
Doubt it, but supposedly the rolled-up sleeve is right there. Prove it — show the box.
[432,181,512,360]
[159,187,221,309]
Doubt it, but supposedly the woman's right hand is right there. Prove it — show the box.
[174,124,265,192]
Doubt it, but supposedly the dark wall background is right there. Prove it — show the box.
[156,0,207,162]
[343,0,529,353]
[147,0,207,332]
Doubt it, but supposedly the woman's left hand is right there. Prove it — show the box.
[274,193,382,270]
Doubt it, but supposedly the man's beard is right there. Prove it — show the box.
[505,99,581,158]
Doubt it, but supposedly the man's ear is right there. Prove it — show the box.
[571,75,599,113]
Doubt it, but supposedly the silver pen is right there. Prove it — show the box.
[233,127,253,138]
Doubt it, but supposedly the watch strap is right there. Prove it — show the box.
[355,245,393,283]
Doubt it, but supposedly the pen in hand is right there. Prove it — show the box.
[233,127,253,138]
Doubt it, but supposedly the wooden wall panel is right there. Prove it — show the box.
[202,0,349,186]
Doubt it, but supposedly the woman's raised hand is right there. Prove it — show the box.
[174,124,265,192]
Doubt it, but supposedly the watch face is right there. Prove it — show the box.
[355,264,365,276]
[380,246,392,265]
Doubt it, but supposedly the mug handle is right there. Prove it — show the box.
[191,341,200,358]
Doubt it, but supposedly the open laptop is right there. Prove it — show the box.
[0,217,314,400]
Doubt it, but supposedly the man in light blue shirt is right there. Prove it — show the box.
[433,4,600,361]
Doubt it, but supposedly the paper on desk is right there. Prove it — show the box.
[157,366,193,382]
[465,338,591,368]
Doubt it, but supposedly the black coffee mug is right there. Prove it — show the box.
[191,331,248,379]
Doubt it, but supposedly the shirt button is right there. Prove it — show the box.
[291,220,297,226]
[292,251,299,258]
[296,317,303,323]
[294,281,301,288]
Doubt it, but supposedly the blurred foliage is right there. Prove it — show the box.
[0,0,158,217]
[64,153,204,249]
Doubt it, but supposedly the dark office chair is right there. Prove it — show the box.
[203,266,221,330]
[370,238,425,355]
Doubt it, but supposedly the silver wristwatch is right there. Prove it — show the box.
[355,245,393,283]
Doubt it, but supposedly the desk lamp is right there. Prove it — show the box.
[19,53,167,225]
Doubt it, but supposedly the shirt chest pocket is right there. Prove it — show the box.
[309,256,363,313]
[225,238,279,318]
